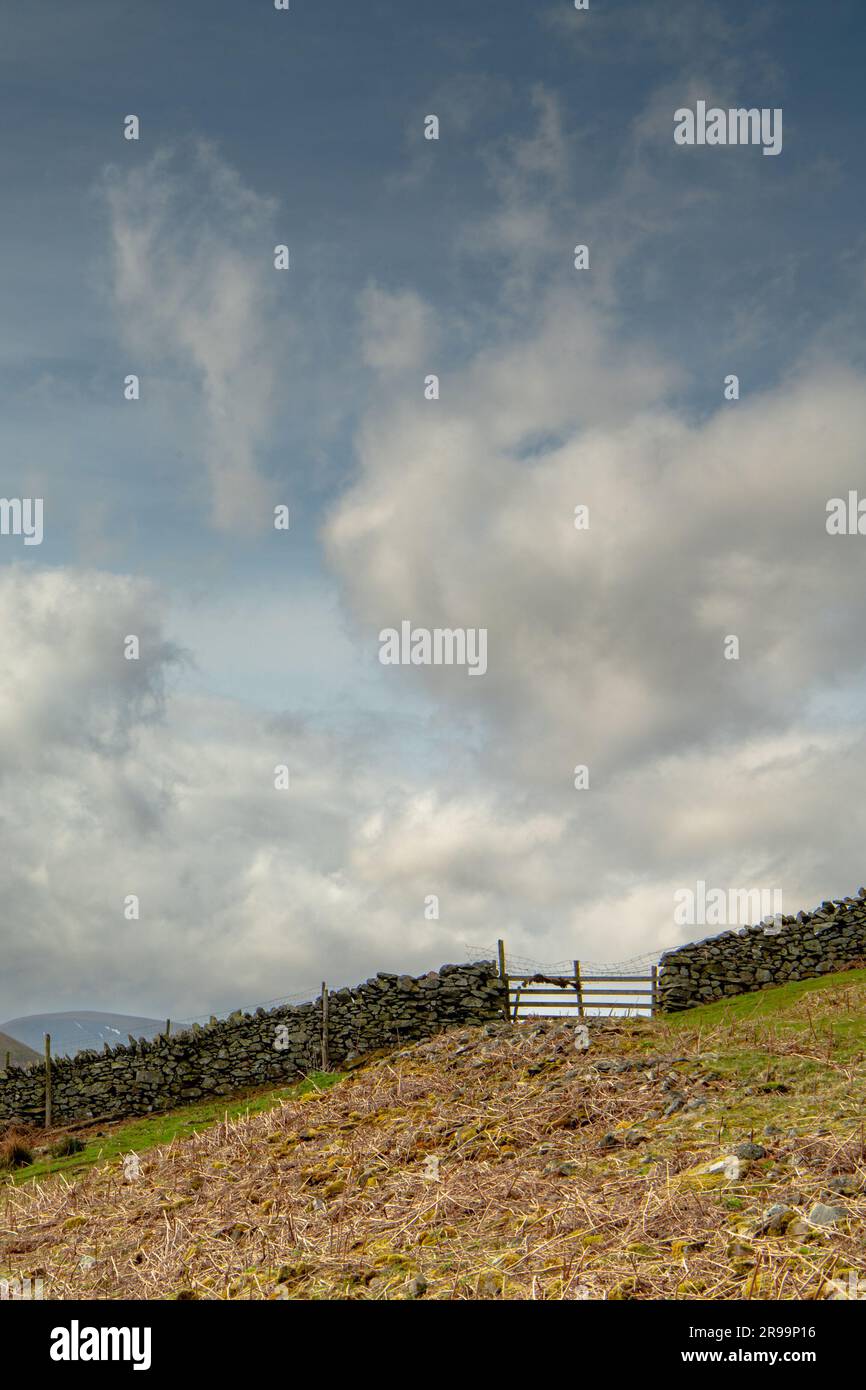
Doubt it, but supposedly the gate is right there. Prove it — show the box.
[496,940,658,1020]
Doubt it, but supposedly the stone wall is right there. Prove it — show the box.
[0,961,506,1128]
[658,891,866,1012]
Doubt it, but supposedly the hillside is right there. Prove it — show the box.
[0,1031,40,1069]
[0,1011,166,1058]
[2,968,866,1300]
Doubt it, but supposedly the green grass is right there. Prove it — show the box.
[653,967,866,1106]
[664,966,866,1033]
[5,1072,343,1186]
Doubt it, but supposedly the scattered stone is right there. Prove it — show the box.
[754,1205,798,1236]
[786,1219,810,1238]
[733,1142,767,1161]
[808,1202,847,1228]
[826,1175,860,1197]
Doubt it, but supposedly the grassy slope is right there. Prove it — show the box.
[667,966,866,1031]
[3,1073,342,1185]
[2,969,865,1300]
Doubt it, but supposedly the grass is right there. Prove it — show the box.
[3,1072,343,1186]
[665,967,866,1035]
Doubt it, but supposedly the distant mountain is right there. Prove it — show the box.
[0,1029,41,1068]
[0,1011,167,1058]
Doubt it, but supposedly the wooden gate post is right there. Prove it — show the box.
[320,981,330,1072]
[497,939,510,1021]
[651,964,659,1017]
[574,960,584,1019]
[44,1033,52,1128]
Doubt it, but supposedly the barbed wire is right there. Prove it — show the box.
[175,986,319,1029]
[464,943,662,977]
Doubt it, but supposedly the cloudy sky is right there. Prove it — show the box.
[2,0,866,1021]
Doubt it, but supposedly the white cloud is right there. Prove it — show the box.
[104,141,282,530]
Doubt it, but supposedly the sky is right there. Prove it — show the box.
[2,0,866,1020]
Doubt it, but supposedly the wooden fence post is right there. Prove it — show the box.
[497,939,510,1020]
[574,960,584,1018]
[512,983,524,1022]
[44,1033,52,1128]
[320,982,330,1072]
[651,964,659,1017]
[164,1019,171,1037]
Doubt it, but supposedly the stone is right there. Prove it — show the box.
[733,1142,767,1160]
[808,1202,847,1227]
[755,1205,798,1236]
[826,1175,859,1196]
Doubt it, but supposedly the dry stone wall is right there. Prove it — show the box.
[0,961,505,1128]
[658,891,866,1012]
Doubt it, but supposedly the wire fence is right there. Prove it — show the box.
[175,985,319,1029]
[464,943,663,978]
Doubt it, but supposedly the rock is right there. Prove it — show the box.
[826,1175,859,1197]
[786,1220,810,1238]
[733,1142,767,1160]
[808,1202,847,1228]
[754,1205,798,1236]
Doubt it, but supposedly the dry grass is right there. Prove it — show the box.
[0,1131,35,1172]
[1,1014,865,1300]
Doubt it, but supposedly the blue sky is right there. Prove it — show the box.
[2,0,866,1020]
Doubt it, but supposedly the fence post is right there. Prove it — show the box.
[3,1050,9,1073]
[44,1033,52,1128]
[320,982,330,1072]
[512,983,523,1022]
[574,960,584,1018]
[497,939,510,1021]
[165,1019,171,1038]
[651,964,659,1018]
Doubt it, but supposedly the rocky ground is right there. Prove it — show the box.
[2,977,866,1299]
